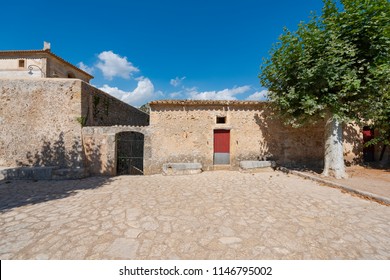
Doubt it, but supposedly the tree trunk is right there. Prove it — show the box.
[322,116,347,179]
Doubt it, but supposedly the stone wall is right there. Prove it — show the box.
[0,78,84,168]
[47,56,91,82]
[0,78,149,169]
[78,101,366,177]
[80,83,149,127]
[148,100,364,173]
[82,126,151,176]
[343,123,363,165]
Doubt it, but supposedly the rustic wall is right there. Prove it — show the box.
[81,83,149,127]
[0,78,150,169]
[82,126,151,176]
[0,78,84,168]
[148,101,364,173]
[47,57,91,81]
[343,123,363,165]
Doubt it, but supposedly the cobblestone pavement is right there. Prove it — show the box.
[1,170,389,260]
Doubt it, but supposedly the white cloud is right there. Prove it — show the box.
[78,62,94,74]
[246,90,269,101]
[99,77,160,107]
[96,51,139,80]
[169,91,183,98]
[170,76,186,87]
[187,85,251,100]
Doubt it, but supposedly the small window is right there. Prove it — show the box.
[18,60,25,68]
[216,116,226,124]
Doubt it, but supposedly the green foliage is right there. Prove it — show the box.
[260,0,390,132]
[139,103,151,115]
[92,95,111,119]
[76,116,87,127]
[103,98,110,116]
[93,95,101,107]
[92,95,101,119]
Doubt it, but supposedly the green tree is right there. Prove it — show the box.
[260,0,390,178]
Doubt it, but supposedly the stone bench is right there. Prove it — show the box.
[239,161,276,172]
[162,163,202,175]
[0,166,89,180]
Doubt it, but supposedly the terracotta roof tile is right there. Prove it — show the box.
[149,99,267,106]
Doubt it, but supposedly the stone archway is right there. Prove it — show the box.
[116,131,144,175]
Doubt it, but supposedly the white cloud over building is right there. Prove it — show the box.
[96,51,139,80]
[246,89,268,101]
[100,77,161,107]
[186,85,251,100]
[170,76,186,87]
[78,62,94,75]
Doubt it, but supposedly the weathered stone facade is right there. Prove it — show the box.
[82,126,151,176]
[148,100,328,173]
[79,100,367,177]
[146,100,367,174]
[0,78,149,169]
[80,82,149,126]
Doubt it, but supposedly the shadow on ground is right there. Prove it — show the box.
[0,177,114,213]
[0,131,118,212]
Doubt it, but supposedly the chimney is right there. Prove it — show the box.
[43,41,51,52]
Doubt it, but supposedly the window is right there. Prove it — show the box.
[18,60,25,68]
[216,116,226,124]
[67,72,76,78]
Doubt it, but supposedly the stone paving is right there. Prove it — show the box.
[0,170,389,260]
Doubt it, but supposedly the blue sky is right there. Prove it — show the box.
[2,0,325,106]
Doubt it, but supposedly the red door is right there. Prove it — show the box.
[214,130,230,164]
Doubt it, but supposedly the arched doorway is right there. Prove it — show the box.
[116,131,144,175]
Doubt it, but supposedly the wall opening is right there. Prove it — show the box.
[116,131,144,175]
[67,72,76,78]
[216,116,226,124]
[362,126,375,162]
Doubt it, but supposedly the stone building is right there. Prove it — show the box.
[82,100,363,177]
[0,42,92,82]
[147,100,390,174]
[0,44,149,179]
[148,100,353,172]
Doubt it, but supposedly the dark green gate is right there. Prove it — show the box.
[116,132,144,175]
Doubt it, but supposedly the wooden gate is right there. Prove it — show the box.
[214,129,230,165]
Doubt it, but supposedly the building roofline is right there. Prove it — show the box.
[149,99,268,106]
[0,49,94,79]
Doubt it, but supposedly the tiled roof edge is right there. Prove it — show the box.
[149,99,268,106]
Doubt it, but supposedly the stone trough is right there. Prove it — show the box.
[239,160,276,172]
[162,163,202,175]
